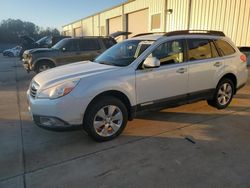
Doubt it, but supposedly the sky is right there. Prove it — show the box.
[0,0,127,31]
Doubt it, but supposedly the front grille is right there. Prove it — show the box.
[30,81,39,98]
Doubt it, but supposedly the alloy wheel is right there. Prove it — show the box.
[217,83,233,106]
[93,105,123,137]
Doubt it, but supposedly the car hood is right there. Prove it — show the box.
[3,49,11,53]
[25,48,57,54]
[33,61,120,89]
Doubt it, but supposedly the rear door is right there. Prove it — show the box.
[187,38,222,99]
[79,38,103,61]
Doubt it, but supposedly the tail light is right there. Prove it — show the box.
[240,54,247,63]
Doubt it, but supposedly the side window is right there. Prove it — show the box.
[187,39,212,61]
[64,40,80,52]
[80,39,100,51]
[151,40,184,65]
[214,39,236,56]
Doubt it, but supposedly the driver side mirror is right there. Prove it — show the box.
[143,56,160,68]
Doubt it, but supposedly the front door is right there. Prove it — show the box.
[56,39,82,65]
[136,39,189,106]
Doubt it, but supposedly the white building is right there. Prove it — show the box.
[62,0,250,46]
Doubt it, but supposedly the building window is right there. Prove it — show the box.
[151,13,161,30]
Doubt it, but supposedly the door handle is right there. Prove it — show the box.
[176,68,187,74]
[214,62,222,67]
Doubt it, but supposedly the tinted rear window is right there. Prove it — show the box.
[102,38,116,48]
[80,39,100,51]
[214,39,235,56]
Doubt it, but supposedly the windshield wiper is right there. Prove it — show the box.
[97,61,113,66]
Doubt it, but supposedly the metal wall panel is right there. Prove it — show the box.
[124,0,148,14]
[189,0,250,46]
[166,0,189,32]
[62,0,250,45]
[93,15,100,36]
[99,6,123,27]
[82,17,93,36]
[72,21,82,29]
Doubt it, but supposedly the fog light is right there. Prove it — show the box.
[39,117,66,127]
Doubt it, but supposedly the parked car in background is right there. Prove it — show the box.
[19,36,36,59]
[27,30,248,141]
[238,47,250,66]
[23,32,130,73]
[3,46,22,57]
[19,35,70,59]
[35,35,71,48]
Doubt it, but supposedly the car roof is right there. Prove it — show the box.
[129,30,227,41]
[71,36,112,40]
[129,34,165,41]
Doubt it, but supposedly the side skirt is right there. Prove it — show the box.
[130,89,215,119]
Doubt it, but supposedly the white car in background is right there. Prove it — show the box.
[27,30,248,142]
[3,46,22,57]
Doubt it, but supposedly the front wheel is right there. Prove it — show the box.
[35,62,55,73]
[207,79,234,109]
[84,96,128,142]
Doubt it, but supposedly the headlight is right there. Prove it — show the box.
[37,78,80,99]
[28,55,32,63]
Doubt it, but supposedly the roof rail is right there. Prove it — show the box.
[133,32,166,38]
[164,30,225,37]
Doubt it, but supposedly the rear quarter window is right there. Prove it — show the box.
[214,39,236,56]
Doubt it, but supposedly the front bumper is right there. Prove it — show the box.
[27,90,88,130]
[23,59,32,72]
[32,115,81,131]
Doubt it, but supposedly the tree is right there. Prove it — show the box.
[0,19,60,43]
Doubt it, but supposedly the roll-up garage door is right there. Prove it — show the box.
[108,16,123,34]
[64,31,70,36]
[74,27,82,37]
[128,9,149,38]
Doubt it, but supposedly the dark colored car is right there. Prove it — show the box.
[35,35,71,48]
[19,35,70,59]
[22,32,131,73]
[238,47,250,66]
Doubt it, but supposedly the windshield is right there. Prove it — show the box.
[94,40,154,67]
[52,38,70,49]
[36,36,48,44]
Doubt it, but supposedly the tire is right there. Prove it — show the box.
[8,52,14,57]
[207,78,234,109]
[84,96,128,142]
[35,61,55,73]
